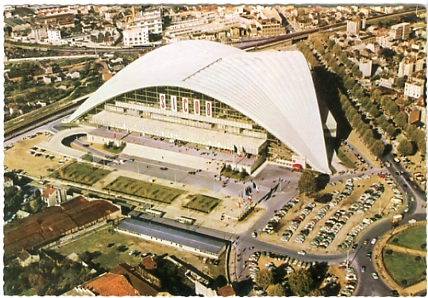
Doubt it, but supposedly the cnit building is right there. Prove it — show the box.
[68,40,335,174]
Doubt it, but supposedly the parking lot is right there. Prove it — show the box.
[4,131,62,178]
[256,174,402,254]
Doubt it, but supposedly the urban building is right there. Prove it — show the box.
[4,196,121,259]
[404,77,425,99]
[134,9,163,35]
[123,26,149,46]
[359,58,373,78]
[116,217,228,260]
[389,22,411,40]
[67,40,332,174]
[398,58,415,77]
[346,19,360,36]
[47,28,61,43]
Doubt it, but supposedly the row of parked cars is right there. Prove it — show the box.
[337,217,377,250]
[293,203,317,244]
[279,200,316,242]
[260,198,298,238]
[328,179,354,208]
[339,264,358,297]
[309,182,356,248]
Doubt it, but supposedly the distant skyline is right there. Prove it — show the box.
[5,0,428,5]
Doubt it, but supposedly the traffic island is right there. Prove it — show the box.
[373,221,427,296]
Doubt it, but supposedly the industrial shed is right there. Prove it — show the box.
[117,218,228,259]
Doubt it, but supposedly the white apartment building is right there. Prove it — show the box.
[359,58,372,78]
[47,28,61,43]
[398,58,415,77]
[404,78,425,99]
[134,10,163,35]
[346,19,360,36]
[376,35,393,48]
[123,26,149,46]
[30,26,48,41]
[389,22,410,40]
[415,58,425,72]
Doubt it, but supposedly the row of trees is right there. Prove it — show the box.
[309,33,426,158]
[301,34,427,160]
[339,90,386,158]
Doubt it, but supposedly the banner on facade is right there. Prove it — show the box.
[194,99,200,115]
[206,101,212,117]
[171,95,177,112]
[182,97,188,113]
[159,93,166,110]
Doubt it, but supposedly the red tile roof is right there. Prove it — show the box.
[141,256,157,270]
[42,187,55,198]
[84,273,138,296]
[218,284,236,296]
[110,263,160,296]
[4,197,120,258]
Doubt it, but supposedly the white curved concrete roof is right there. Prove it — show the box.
[69,40,329,173]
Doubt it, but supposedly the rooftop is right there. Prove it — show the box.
[117,217,227,256]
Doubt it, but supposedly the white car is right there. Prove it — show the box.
[298,250,307,255]
[372,272,379,279]
[371,238,377,245]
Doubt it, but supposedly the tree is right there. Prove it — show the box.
[288,269,315,296]
[397,139,415,156]
[386,124,397,138]
[310,288,325,296]
[395,111,408,128]
[298,170,317,194]
[387,101,399,116]
[255,269,275,289]
[369,105,381,117]
[371,140,385,158]
[267,283,287,296]
[417,139,426,154]
[351,113,362,127]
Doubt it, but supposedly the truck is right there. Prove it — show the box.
[392,214,403,225]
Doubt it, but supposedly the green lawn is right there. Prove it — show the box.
[388,225,427,251]
[383,250,426,287]
[55,227,145,271]
[52,162,110,185]
[106,176,184,204]
[184,194,221,214]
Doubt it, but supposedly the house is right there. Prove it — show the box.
[141,256,157,270]
[69,263,162,296]
[66,252,88,267]
[409,109,422,126]
[83,272,139,296]
[42,76,52,84]
[16,210,31,219]
[16,249,40,267]
[217,284,236,296]
[41,186,57,207]
[66,71,80,79]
